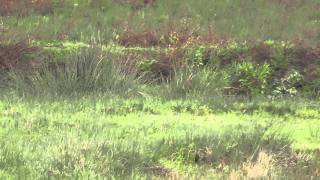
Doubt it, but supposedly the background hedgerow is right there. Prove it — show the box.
[1,38,319,98]
[2,40,319,97]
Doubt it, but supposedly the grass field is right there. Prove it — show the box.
[0,0,320,179]
[1,0,319,44]
[1,94,320,178]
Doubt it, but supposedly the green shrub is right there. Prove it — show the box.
[272,70,304,97]
[229,61,271,96]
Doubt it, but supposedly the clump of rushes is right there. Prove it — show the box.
[8,47,140,96]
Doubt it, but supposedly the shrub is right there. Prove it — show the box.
[215,42,250,67]
[272,70,304,97]
[228,61,271,96]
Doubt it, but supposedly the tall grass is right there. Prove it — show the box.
[157,66,228,99]
[8,47,139,96]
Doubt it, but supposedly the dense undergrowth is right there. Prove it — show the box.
[1,40,319,98]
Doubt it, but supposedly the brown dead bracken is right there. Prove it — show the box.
[0,41,39,71]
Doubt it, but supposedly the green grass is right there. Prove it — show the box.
[0,94,319,179]
[1,0,320,179]
[1,0,319,44]
[0,44,319,178]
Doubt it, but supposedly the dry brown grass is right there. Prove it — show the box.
[251,42,273,64]
[230,151,274,180]
[118,25,159,47]
[113,0,157,9]
[0,41,40,71]
[229,150,320,179]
